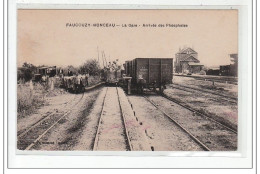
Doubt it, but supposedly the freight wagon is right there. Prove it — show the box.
[33,66,57,82]
[104,69,122,85]
[62,75,89,93]
[123,58,173,93]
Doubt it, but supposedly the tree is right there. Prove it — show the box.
[79,59,101,76]
[18,62,37,82]
[22,62,37,71]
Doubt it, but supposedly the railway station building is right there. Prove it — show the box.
[174,47,204,74]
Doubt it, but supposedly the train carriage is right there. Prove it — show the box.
[33,66,57,83]
[124,58,173,93]
[105,69,121,85]
[62,74,89,93]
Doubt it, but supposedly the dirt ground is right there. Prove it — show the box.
[75,87,151,151]
[165,76,238,130]
[117,88,151,151]
[17,88,74,135]
[18,76,237,151]
[93,87,128,151]
[172,76,238,98]
[127,95,204,151]
[146,95,237,151]
[17,87,102,150]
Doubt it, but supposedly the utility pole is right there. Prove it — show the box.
[103,51,108,67]
[101,51,105,68]
[97,46,100,67]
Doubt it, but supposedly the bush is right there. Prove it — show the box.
[88,75,101,86]
[17,83,45,119]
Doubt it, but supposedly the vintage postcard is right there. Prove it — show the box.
[17,9,238,151]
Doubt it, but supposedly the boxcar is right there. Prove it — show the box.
[124,58,173,93]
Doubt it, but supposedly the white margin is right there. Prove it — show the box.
[4,0,255,172]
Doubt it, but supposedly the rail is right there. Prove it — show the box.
[143,96,211,151]
[161,93,237,134]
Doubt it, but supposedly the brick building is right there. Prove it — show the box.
[174,47,203,74]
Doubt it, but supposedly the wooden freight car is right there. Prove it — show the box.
[62,75,89,93]
[104,69,122,85]
[33,66,57,82]
[123,58,173,93]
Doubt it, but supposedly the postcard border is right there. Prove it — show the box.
[3,0,256,171]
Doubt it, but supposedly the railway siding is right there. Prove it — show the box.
[93,87,129,151]
[146,95,237,151]
[73,88,108,150]
[17,91,76,135]
[19,88,102,151]
[17,92,85,150]
[172,76,238,98]
[174,74,238,85]
[163,87,238,130]
[127,95,204,151]
[170,84,237,103]
[117,88,151,151]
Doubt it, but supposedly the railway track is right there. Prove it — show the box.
[145,93,237,151]
[92,87,108,150]
[143,96,211,151]
[170,84,237,104]
[174,74,238,85]
[161,93,237,134]
[144,94,237,151]
[92,87,132,151]
[17,92,85,150]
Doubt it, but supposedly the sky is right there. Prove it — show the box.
[18,9,238,68]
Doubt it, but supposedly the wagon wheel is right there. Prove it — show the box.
[159,85,164,93]
[141,86,144,94]
[153,85,156,92]
[138,85,144,94]
[82,85,85,93]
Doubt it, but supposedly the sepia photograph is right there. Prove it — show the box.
[17,9,238,151]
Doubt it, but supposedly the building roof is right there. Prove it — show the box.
[220,65,231,67]
[38,67,49,69]
[135,58,173,60]
[177,47,197,54]
[188,62,203,66]
[208,67,220,70]
[38,66,56,70]
[230,54,238,59]
[180,55,200,62]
